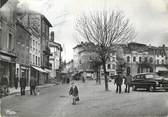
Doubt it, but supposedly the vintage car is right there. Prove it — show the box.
[131,73,168,92]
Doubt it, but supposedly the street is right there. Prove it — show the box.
[1,80,168,117]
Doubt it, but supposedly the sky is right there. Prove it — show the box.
[17,0,168,61]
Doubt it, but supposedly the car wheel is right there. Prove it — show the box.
[132,85,136,91]
[149,86,155,92]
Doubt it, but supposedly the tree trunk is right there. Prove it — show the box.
[96,68,99,84]
[98,66,101,84]
[102,60,108,91]
[96,67,101,85]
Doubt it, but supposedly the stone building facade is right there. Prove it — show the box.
[15,20,31,86]
[17,10,52,85]
[0,0,18,87]
[49,32,62,80]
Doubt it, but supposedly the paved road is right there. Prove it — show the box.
[1,80,168,117]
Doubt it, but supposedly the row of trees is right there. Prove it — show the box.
[76,11,136,91]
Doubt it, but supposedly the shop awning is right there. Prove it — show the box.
[32,66,46,73]
[44,68,51,73]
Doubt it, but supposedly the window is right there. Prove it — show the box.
[157,59,159,64]
[107,64,111,69]
[106,72,109,76]
[38,57,40,66]
[112,57,115,61]
[33,40,35,46]
[8,33,12,50]
[149,57,153,63]
[139,57,142,63]
[127,56,130,62]
[133,56,136,62]
[162,60,164,64]
[33,55,35,65]
[112,64,115,69]
[36,56,37,65]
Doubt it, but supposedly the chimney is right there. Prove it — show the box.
[149,44,151,48]
[51,31,54,42]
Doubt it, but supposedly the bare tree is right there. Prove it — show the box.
[76,11,136,91]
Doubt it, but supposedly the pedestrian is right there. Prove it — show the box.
[20,77,26,96]
[69,82,79,105]
[14,76,19,89]
[82,76,85,83]
[114,71,123,94]
[124,73,132,93]
[30,77,37,96]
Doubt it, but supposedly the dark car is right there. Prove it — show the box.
[131,73,168,92]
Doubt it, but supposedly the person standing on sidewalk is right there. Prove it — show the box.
[69,82,79,105]
[20,77,26,96]
[14,76,19,89]
[124,73,132,93]
[30,77,37,96]
[114,72,123,94]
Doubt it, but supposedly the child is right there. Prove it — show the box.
[69,82,79,105]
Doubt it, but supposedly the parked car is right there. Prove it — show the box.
[131,73,168,92]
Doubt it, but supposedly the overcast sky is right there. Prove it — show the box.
[18,0,168,61]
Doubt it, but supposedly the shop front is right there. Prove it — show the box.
[16,64,29,86]
[0,53,16,87]
[30,66,46,85]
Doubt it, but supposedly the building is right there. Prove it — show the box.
[73,42,98,79]
[64,60,74,74]
[100,50,117,78]
[0,0,8,8]
[154,45,167,72]
[122,43,155,76]
[15,20,31,86]
[120,43,168,76]
[49,32,62,80]
[0,0,18,87]
[40,15,52,82]
[17,10,52,85]
[165,47,168,65]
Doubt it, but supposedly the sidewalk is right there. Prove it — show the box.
[9,83,56,95]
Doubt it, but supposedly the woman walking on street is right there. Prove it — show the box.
[69,82,79,105]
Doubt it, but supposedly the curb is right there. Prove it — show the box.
[7,84,57,96]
